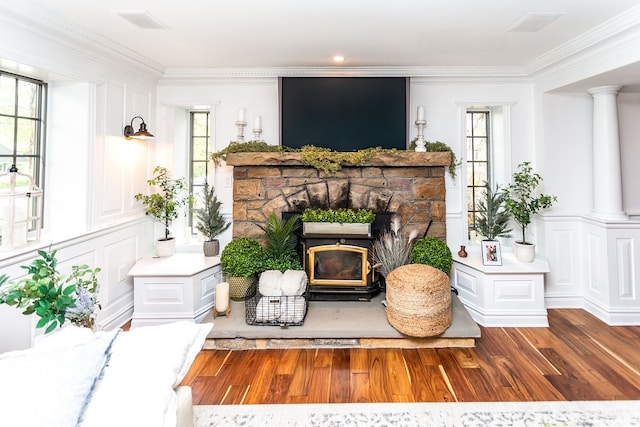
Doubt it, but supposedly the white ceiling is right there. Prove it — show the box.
[5,0,640,88]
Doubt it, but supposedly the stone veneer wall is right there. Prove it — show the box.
[225,152,451,242]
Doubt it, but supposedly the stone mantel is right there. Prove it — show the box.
[226,151,451,242]
[225,151,451,168]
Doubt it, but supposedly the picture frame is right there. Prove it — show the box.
[481,240,502,266]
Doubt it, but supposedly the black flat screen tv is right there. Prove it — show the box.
[279,77,409,151]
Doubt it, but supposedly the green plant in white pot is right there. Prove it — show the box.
[195,181,230,257]
[134,166,192,257]
[503,162,557,262]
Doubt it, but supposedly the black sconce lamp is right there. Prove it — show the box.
[123,116,155,140]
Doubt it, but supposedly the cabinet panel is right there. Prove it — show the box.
[142,283,185,305]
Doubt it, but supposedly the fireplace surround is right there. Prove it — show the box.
[225,151,451,242]
[225,151,450,300]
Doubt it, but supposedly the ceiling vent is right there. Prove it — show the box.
[116,10,169,29]
[507,12,563,32]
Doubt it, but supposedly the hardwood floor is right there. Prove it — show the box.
[181,309,640,405]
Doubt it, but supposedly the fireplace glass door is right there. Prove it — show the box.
[308,245,369,287]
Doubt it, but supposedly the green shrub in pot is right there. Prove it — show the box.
[410,237,453,274]
[301,208,375,224]
[220,237,264,278]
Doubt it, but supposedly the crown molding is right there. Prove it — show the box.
[0,1,164,81]
[525,4,640,76]
[159,65,530,85]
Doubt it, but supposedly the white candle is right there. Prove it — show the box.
[417,106,425,121]
[253,115,262,130]
[237,108,246,122]
[215,282,230,313]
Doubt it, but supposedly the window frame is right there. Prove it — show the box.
[188,110,211,232]
[466,109,491,236]
[0,70,47,189]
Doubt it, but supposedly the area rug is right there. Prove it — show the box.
[193,400,640,426]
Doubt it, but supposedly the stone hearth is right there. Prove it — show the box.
[225,151,451,242]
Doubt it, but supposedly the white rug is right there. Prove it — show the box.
[193,400,640,426]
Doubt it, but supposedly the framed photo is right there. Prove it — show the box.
[481,240,502,266]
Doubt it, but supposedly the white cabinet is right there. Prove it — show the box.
[128,253,222,327]
[452,246,550,327]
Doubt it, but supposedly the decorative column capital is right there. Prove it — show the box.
[587,85,622,96]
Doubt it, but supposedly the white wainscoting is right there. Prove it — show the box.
[543,215,640,325]
[0,218,153,352]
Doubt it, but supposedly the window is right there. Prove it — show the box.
[189,111,210,230]
[466,110,490,236]
[0,71,46,185]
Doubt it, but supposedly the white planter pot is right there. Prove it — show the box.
[155,238,176,257]
[513,241,535,262]
[303,222,371,236]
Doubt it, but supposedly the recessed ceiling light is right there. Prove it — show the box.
[333,55,345,63]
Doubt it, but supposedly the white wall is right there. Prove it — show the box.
[0,11,159,350]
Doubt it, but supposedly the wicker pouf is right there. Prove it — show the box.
[385,264,452,337]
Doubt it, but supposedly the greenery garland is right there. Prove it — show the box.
[409,139,461,179]
[299,145,390,175]
[210,140,459,178]
[211,140,289,165]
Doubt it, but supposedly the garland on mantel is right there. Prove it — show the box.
[211,140,459,178]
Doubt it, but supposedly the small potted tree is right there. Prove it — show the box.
[503,162,557,262]
[475,181,512,241]
[195,181,230,257]
[134,166,191,257]
[220,237,265,301]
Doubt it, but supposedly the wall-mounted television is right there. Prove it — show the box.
[279,77,409,151]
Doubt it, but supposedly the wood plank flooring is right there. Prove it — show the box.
[180,309,640,405]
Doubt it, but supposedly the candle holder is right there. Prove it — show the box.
[236,121,247,143]
[253,128,262,141]
[214,281,231,319]
[213,307,231,319]
[414,119,427,152]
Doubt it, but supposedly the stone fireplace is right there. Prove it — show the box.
[225,151,450,241]
[225,151,450,300]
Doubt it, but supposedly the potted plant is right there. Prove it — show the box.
[194,181,230,257]
[475,181,512,241]
[258,213,302,272]
[410,236,453,274]
[134,166,191,257]
[503,162,557,262]
[0,247,101,333]
[300,207,375,235]
[220,237,265,301]
[372,214,419,278]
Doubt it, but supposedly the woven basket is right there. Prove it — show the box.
[385,264,452,337]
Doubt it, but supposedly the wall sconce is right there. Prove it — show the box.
[123,116,155,140]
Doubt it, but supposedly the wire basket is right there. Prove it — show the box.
[245,286,309,327]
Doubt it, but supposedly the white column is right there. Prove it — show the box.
[588,85,627,220]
